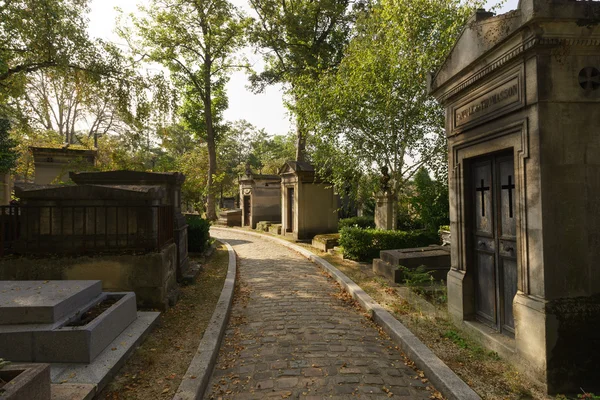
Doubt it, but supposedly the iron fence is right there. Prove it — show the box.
[0,204,174,256]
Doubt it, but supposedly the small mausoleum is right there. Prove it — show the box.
[279,161,338,240]
[239,169,281,229]
[30,146,97,185]
[70,171,189,281]
[429,0,600,393]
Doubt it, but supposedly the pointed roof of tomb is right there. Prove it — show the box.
[428,0,600,102]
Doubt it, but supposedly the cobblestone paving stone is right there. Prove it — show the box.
[206,229,437,400]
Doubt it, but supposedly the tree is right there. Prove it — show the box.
[409,168,449,231]
[0,119,18,173]
[305,0,479,203]
[248,0,354,161]
[0,0,126,113]
[127,0,248,220]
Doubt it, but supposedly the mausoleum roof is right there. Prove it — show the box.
[428,0,600,101]
[70,170,185,186]
[15,183,165,200]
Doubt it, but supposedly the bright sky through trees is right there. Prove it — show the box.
[87,0,518,138]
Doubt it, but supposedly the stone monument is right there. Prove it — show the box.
[0,280,159,396]
[70,171,190,282]
[239,168,281,229]
[429,0,600,393]
[375,166,395,230]
[279,161,339,240]
[30,147,96,185]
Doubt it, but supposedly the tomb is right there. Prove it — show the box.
[70,171,190,281]
[239,170,281,229]
[0,280,159,395]
[30,147,96,185]
[216,209,242,226]
[373,246,450,283]
[0,178,181,310]
[428,0,600,392]
[279,161,339,240]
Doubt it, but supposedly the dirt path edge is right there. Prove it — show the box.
[213,227,482,400]
[173,239,237,400]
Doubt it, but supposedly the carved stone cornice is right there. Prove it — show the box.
[435,34,600,105]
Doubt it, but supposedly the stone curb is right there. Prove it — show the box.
[173,239,237,400]
[212,227,481,400]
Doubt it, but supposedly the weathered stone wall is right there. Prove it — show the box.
[0,243,177,310]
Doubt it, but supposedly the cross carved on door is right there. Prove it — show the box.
[476,179,490,217]
[501,175,515,218]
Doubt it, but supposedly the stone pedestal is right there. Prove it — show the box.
[429,0,600,393]
[375,192,395,230]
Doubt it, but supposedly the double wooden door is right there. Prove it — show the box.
[243,195,251,226]
[471,153,518,336]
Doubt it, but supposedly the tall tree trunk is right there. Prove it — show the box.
[204,59,218,221]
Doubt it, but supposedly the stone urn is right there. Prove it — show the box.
[439,227,451,246]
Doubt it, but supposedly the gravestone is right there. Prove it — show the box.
[279,161,339,240]
[239,170,281,229]
[30,147,96,185]
[429,0,600,393]
[0,280,159,392]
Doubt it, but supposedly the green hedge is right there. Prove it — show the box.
[339,227,440,261]
[338,216,375,230]
[186,215,211,253]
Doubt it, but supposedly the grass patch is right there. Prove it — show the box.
[98,243,230,400]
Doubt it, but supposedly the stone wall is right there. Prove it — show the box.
[0,243,178,310]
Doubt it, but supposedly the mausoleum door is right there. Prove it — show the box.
[287,187,294,232]
[472,153,517,336]
[243,195,251,226]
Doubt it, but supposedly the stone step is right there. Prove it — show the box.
[0,280,103,325]
[50,311,160,396]
[0,292,138,363]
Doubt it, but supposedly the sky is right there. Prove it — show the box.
[87,0,520,137]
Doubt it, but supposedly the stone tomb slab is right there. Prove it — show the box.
[0,280,102,325]
[373,246,450,282]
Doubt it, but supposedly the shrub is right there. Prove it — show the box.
[339,227,440,261]
[186,214,211,253]
[338,216,375,230]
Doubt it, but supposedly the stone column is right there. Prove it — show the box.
[375,192,395,230]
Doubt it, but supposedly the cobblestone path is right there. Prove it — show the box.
[206,229,436,400]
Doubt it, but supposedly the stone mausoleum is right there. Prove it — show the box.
[429,0,600,393]
[30,146,97,185]
[239,169,281,229]
[280,161,339,240]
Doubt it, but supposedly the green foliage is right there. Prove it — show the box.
[400,265,434,288]
[0,120,18,173]
[409,168,449,232]
[338,216,375,230]
[339,227,439,261]
[439,225,450,232]
[186,215,211,253]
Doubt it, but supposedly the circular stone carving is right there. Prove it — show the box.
[578,67,600,90]
[243,189,251,195]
